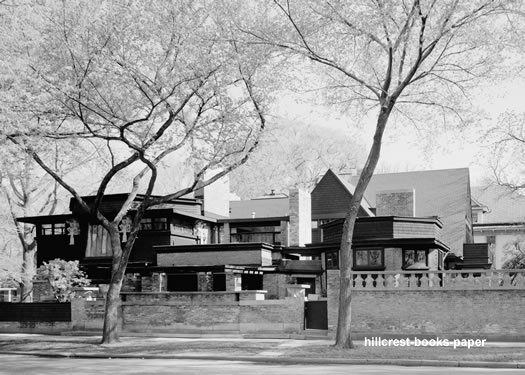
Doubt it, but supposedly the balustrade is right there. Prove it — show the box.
[348,270,525,290]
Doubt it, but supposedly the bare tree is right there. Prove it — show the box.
[487,112,525,194]
[0,144,95,301]
[1,1,268,343]
[237,0,518,348]
[231,120,365,198]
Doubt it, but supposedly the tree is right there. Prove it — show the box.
[238,0,518,348]
[0,145,95,302]
[36,259,90,302]
[231,120,364,198]
[1,1,268,343]
[488,112,525,194]
[502,238,525,269]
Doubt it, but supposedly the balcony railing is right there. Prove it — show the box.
[230,232,280,245]
[349,269,525,290]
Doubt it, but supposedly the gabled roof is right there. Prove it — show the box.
[331,172,374,216]
[472,185,525,223]
[229,197,289,219]
[346,168,472,255]
[311,169,375,220]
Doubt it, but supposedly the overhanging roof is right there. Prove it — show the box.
[17,214,73,224]
[154,242,275,253]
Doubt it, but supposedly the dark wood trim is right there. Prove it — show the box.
[154,242,275,253]
[219,216,289,223]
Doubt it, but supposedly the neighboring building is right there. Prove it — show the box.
[473,185,525,268]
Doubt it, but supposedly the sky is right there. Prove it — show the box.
[271,73,525,187]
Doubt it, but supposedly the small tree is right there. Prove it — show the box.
[36,259,90,302]
[502,239,525,269]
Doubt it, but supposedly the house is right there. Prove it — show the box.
[17,193,224,285]
[16,184,318,298]
[309,168,490,271]
[16,166,490,303]
[472,185,525,268]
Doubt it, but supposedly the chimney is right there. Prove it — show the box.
[375,188,415,217]
[288,188,312,246]
[197,169,230,218]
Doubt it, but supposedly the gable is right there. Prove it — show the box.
[311,170,371,219]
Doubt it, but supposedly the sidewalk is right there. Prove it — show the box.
[1,333,524,369]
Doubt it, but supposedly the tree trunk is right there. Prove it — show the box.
[334,104,392,348]
[100,220,143,344]
[20,247,36,302]
[101,228,126,344]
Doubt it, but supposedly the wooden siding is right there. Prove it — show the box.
[321,217,442,245]
[311,170,369,219]
[36,231,85,266]
[130,232,172,263]
[393,221,440,239]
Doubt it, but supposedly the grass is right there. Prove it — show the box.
[1,335,524,363]
[285,344,525,362]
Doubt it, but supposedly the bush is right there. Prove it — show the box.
[36,259,90,302]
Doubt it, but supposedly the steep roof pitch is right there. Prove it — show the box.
[311,169,374,220]
[229,197,290,219]
[347,168,472,255]
[472,185,525,223]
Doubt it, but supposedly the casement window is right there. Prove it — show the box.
[41,223,66,236]
[325,250,339,269]
[403,249,428,270]
[353,248,384,270]
[139,217,168,231]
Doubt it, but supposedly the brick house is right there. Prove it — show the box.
[307,168,490,272]
[16,167,490,302]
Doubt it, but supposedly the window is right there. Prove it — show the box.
[230,224,281,245]
[41,224,53,236]
[140,217,168,231]
[41,223,66,236]
[153,217,168,230]
[353,248,384,270]
[326,251,339,269]
[403,249,428,270]
[54,223,66,235]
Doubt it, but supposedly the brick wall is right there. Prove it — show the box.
[119,292,304,333]
[327,269,525,338]
[263,273,293,299]
[33,280,55,302]
[141,273,167,292]
[288,188,312,246]
[376,189,415,217]
[384,248,403,270]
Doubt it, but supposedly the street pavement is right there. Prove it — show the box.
[1,355,524,375]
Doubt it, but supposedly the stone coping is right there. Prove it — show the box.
[120,290,267,295]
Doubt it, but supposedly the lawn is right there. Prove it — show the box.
[0,335,524,363]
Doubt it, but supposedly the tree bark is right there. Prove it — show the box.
[100,216,144,344]
[101,228,126,344]
[334,103,392,348]
[20,246,36,302]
